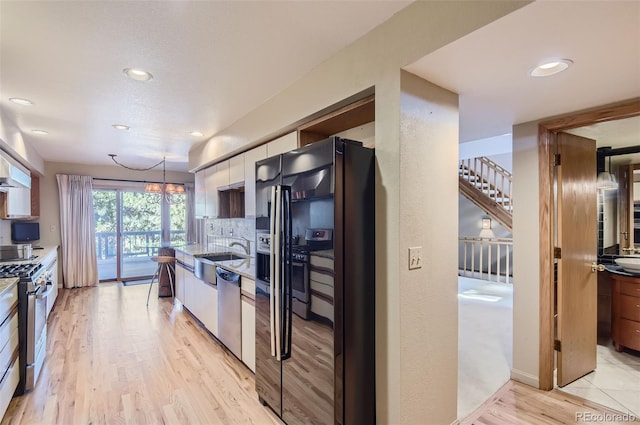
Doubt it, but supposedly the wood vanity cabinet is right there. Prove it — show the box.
[611,274,640,352]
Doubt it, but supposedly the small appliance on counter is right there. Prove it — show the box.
[0,244,33,261]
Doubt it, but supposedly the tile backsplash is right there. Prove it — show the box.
[205,217,256,255]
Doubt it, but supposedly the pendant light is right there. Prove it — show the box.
[597,155,618,191]
[109,154,185,201]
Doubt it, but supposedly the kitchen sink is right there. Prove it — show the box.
[198,253,247,262]
[194,253,247,283]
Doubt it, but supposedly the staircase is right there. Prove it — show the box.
[459,157,512,232]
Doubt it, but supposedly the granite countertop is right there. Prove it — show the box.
[214,257,255,280]
[0,277,19,297]
[0,245,59,266]
[173,243,209,256]
[174,244,255,280]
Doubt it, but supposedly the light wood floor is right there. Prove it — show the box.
[4,283,638,425]
[462,380,639,425]
[1,283,282,425]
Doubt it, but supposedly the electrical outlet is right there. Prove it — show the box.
[408,246,422,270]
[50,224,56,232]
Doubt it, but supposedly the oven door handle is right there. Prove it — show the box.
[36,285,54,300]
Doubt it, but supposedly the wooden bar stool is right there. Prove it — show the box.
[146,256,175,306]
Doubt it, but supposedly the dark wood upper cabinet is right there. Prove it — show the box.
[298,96,374,147]
[218,187,245,218]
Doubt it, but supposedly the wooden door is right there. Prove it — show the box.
[556,132,598,387]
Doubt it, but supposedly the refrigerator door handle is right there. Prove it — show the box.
[274,185,282,361]
[269,186,277,358]
[283,186,293,359]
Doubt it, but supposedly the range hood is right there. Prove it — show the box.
[0,155,31,189]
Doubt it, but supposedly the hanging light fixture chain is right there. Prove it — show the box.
[107,154,184,201]
[108,154,165,171]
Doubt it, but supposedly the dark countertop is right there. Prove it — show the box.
[604,264,640,277]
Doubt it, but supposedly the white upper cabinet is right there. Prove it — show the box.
[244,145,267,218]
[214,160,230,189]
[266,131,297,157]
[229,154,244,185]
[194,131,296,220]
[194,169,206,218]
[204,165,218,218]
[3,187,31,218]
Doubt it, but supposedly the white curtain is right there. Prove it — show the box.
[56,174,98,288]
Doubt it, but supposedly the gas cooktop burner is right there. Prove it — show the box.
[0,263,42,279]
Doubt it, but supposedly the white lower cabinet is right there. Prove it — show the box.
[185,272,218,337]
[0,283,19,421]
[241,298,255,372]
[180,259,254,371]
[175,263,185,304]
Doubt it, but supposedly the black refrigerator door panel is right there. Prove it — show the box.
[256,155,282,221]
[255,136,375,425]
[255,155,284,414]
[282,314,334,425]
[282,138,336,425]
[282,138,335,200]
[255,284,282,414]
[340,141,376,425]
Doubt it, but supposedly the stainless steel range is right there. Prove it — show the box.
[0,262,53,394]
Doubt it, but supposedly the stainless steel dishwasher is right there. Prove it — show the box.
[216,266,242,358]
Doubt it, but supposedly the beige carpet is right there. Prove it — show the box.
[457,276,513,420]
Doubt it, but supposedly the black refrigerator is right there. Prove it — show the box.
[254,136,375,425]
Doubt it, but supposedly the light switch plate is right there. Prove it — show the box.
[408,246,422,270]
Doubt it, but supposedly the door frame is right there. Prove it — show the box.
[538,98,640,390]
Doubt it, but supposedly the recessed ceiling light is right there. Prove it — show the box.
[123,68,153,81]
[112,124,130,131]
[9,97,34,106]
[190,131,204,137]
[31,130,48,135]
[529,59,573,77]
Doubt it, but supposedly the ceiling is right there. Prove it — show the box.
[406,0,640,144]
[1,1,639,173]
[0,0,409,171]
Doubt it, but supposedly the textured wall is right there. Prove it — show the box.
[398,71,459,424]
[511,121,541,387]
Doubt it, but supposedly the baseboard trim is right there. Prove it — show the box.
[450,420,460,425]
[511,368,539,388]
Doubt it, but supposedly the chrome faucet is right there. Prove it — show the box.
[230,237,251,255]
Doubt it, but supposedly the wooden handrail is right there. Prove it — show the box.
[460,156,513,232]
